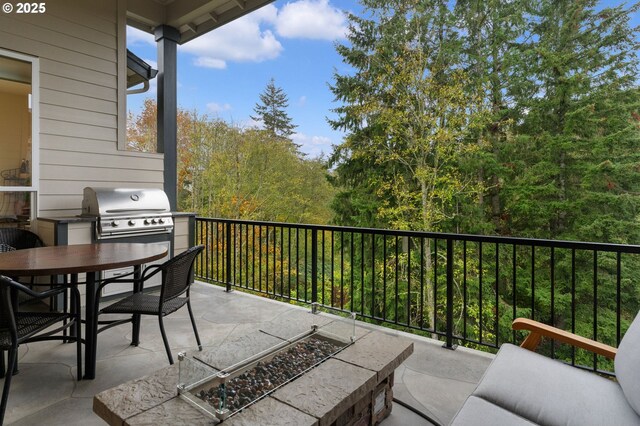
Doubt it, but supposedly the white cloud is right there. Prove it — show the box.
[207,102,232,113]
[127,26,155,46]
[291,133,333,157]
[276,0,347,40]
[180,4,283,69]
[194,57,227,69]
[298,95,307,107]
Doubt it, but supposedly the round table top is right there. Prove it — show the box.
[0,243,168,276]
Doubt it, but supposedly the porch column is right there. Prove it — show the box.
[155,25,180,211]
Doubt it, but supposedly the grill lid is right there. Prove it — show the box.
[82,187,170,217]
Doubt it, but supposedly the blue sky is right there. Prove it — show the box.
[127,0,360,158]
[127,0,638,159]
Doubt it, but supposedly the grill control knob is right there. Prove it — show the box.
[144,219,151,225]
[158,218,165,224]
[111,220,120,227]
[151,218,158,224]
[128,220,136,226]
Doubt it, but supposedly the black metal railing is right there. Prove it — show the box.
[194,217,640,373]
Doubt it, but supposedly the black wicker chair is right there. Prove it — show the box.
[95,245,205,364]
[0,228,44,251]
[0,275,81,425]
[0,229,42,377]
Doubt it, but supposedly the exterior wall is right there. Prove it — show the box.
[0,0,163,218]
[173,216,191,256]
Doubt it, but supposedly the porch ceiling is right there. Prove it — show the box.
[126,0,275,44]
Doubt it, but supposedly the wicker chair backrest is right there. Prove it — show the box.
[160,245,204,302]
[0,228,43,251]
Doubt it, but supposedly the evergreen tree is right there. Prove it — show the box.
[329,0,486,233]
[504,0,640,243]
[251,78,297,140]
[455,0,528,235]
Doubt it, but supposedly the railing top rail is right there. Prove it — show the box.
[195,217,640,254]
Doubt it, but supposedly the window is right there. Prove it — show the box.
[0,50,38,227]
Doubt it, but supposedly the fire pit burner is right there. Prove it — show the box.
[178,310,356,421]
[196,338,341,412]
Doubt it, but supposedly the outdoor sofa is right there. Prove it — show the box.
[450,313,640,425]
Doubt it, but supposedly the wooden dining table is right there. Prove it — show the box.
[0,243,168,379]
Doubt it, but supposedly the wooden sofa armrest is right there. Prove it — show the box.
[512,318,617,359]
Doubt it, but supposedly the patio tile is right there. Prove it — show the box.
[201,293,292,324]
[398,362,479,425]
[10,396,104,426]
[1,362,75,424]
[122,316,237,356]
[403,339,493,384]
[18,340,80,371]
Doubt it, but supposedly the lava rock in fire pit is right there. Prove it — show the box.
[195,337,341,412]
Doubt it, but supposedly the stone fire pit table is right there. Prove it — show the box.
[94,313,413,426]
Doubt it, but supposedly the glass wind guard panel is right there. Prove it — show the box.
[178,306,356,421]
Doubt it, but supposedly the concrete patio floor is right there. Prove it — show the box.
[2,282,493,425]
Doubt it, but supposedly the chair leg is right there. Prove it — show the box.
[76,315,82,381]
[187,300,202,351]
[0,345,17,425]
[131,314,141,346]
[158,315,173,365]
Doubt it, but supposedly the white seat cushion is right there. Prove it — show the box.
[473,344,640,426]
[450,395,537,425]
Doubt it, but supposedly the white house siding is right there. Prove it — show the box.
[0,0,163,218]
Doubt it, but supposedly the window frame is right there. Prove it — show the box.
[0,48,39,193]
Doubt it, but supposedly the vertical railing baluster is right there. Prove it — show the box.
[571,248,576,366]
[311,228,318,305]
[512,244,516,343]
[434,239,438,333]
[340,232,344,310]
[531,245,535,320]
[593,250,598,372]
[395,235,399,325]
[295,228,299,300]
[463,241,467,340]
[239,223,242,288]
[287,227,291,298]
[495,243,499,348]
[225,221,232,292]
[407,236,411,327]
[444,238,455,349]
[331,231,335,308]
[350,232,354,313]
[550,246,555,359]
[361,233,365,316]
[479,242,483,344]
[383,236,387,321]
[322,230,325,305]
[371,233,376,318]
[304,228,308,302]
[420,237,424,330]
[259,226,263,292]
[617,252,621,345]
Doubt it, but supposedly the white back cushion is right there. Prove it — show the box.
[616,312,640,415]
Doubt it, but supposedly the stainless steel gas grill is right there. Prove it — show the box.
[81,187,174,296]
[82,187,174,239]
